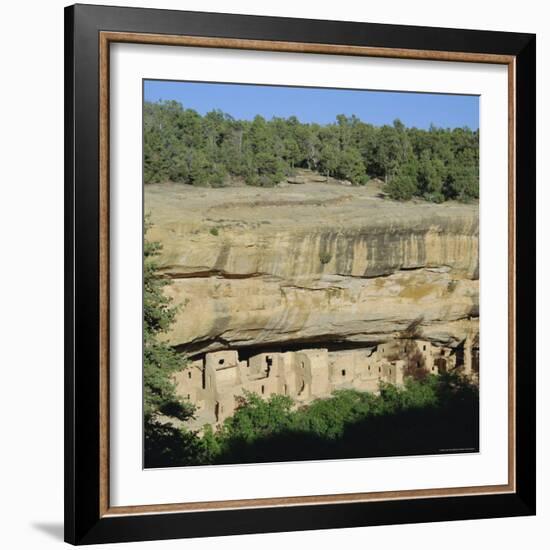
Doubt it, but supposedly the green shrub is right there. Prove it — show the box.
[146,369,478,468]
[319,251,332,264]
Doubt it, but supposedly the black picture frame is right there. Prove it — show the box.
[65,3,536,545]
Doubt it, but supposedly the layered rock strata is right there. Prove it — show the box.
[145,181,479,355]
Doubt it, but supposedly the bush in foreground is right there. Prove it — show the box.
[144,373,479,468]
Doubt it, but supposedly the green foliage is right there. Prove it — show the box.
[418,150,445,202]
[445,149,479,201]
[219,392,295,443]
[337,148,369,185]
[204,373,477,465]
[291,390,375,439]
[144,101,479,201]
[144,420,209,468]
[386,158,419,200]
[151,371,478,467]
[319,251,332,264]
[143,218,193,424]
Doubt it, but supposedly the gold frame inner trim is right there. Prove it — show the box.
[98,31,516,517]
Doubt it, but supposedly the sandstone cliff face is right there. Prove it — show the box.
[146,182,479,355]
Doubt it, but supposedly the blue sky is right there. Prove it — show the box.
[144,80,479,130]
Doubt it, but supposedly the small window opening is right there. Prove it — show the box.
[188,371,192,379]
[341,369,346,377]
[219,358,225,365]
[261,385,265,395]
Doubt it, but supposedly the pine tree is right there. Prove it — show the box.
[418,150,445,202]
[337,148,369,185]
[386,158,419,200]
[143,218,194,423]
[143,100,479,202]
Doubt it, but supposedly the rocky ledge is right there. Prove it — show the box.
[145,180,479,355]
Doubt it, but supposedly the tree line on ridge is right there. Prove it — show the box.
[144,99,479,202]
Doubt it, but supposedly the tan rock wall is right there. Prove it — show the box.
[146,184,479,353]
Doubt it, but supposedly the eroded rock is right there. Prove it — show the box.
[145,182,479,354]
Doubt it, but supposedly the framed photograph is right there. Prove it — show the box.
[65,3,536,545]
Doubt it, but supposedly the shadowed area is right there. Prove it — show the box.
[31,523,64,542]
[145,373,478,468]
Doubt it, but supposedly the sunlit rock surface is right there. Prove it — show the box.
[145,180,479,355]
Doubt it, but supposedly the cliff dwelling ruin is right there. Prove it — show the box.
[174,336,479,428]
[146,183,481,431]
